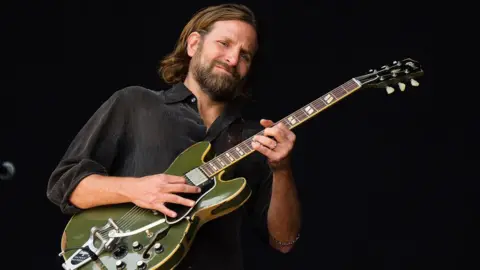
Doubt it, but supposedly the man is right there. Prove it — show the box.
[47,4,301,270]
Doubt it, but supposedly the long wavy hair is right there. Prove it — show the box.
[158,4,258,98]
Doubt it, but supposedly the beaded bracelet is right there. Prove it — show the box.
[270,233,300,246]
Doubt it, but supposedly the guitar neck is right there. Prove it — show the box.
[199,78,362,178]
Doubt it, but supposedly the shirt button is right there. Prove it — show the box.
[190,97,196,103]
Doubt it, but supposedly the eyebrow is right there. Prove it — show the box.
[220,36,254,56]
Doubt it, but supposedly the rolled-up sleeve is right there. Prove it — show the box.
[46,89,128,215]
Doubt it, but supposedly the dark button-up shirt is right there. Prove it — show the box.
[46,83,273,270]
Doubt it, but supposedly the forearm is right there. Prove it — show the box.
[69,174,135,209]
[267,167,301,253]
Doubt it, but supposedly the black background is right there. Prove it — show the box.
[1,0,462,269]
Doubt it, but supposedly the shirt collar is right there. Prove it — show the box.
[163,82,243,117]
[164,82,195,104]
[163,82,245,142]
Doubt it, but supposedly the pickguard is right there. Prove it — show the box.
[164,177,215,224]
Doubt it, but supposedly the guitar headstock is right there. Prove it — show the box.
[354,58,424,94]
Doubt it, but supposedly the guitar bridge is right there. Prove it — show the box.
[60,218,122,270]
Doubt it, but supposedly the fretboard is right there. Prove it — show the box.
[199,78,361,177]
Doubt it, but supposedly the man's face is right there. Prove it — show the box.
[189,20,257,102]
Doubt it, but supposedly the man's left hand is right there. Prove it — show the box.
[251,119,296,171]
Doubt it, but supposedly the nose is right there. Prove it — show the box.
[224,49,240,67]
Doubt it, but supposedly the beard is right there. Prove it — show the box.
[191,49,244,102]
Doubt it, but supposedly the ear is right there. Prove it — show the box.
[186,31,202,57]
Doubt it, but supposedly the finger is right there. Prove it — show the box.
[252,139,274,158]
[166,175,187,184]
[253,135,277,150]
[263,126,286,142]
[162,193,196,207]
[165,183,201,194]
[260,119,275,128]
[155,203,177,218]
[276,122,290,132]
[273,123,295,142]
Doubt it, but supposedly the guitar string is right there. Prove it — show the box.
[114,207,148,228]
[114,207,151,233]
[99,206,150,238]
[99,80,359,238]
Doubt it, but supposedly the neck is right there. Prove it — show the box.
[184,74,226,129]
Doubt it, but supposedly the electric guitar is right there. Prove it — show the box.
[58,58,424,270]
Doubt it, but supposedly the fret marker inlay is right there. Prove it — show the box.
[304,106,314,114]
[287,116,297,124]
[324,94,334,103]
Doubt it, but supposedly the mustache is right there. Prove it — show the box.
[212,61,238,77]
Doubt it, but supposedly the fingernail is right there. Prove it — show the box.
[172,212,177,217]
[197,187,201,192]
[190,201,195,206]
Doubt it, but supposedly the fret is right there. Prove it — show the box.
[201,164,213,175]
[282,117,293,128]
[288,113,298,123]
[235,146,245,156]
[217,155,228,166]
[241,141,253,152]
[209,162,218,172]
[206,165,214,175]
[225,152,235,162]
[345,80,359,92]
[229,149,240,159]
[332,86,347,99]
[339,84,348,94]
[312,98,327,111]
[199,165,211,176]
[291,113,301,122]
[237,143,248,153]
[212,159,222,170]
[208,159,221,172]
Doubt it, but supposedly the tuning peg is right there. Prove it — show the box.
[410,79,419,86]
[386,86,395,94]
[398,82,406,91]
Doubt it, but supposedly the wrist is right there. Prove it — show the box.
[268,155,292,172]
[269,232,300,247]
[117,176,138,202]
[271,165,293,177]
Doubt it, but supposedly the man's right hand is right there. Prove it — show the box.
[126,174,201,218]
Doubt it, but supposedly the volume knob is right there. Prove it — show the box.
[132,241,143,251]
[154,242,164,253]
[137,261,147,270]
[116,260,126,270]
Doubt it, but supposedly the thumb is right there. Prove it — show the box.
[260,119,274,128]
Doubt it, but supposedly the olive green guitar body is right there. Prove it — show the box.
[60,141,252,270]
